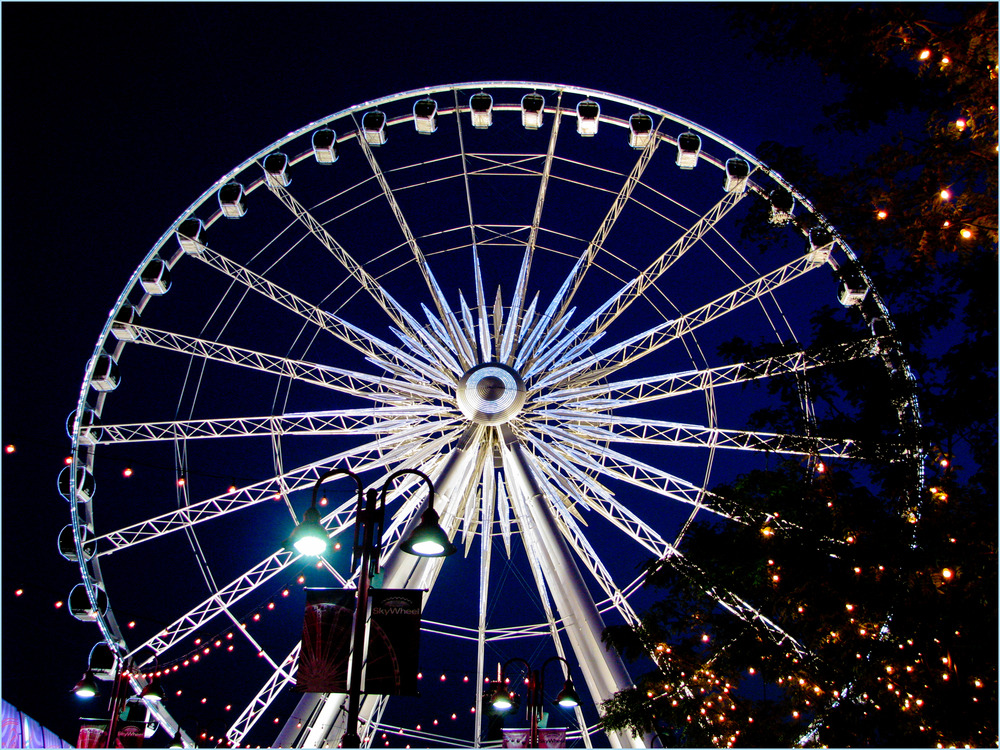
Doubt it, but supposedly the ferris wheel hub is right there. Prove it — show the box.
[456,363,526,425]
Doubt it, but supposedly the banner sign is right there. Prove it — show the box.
[293,589,356,693]
[77,720,145,749]
[366,589,423,696]
[293,588,424,695]
[502,728,566,748]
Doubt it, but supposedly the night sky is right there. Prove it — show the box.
[1,3,904,746]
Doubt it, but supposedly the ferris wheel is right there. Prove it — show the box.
[62,82,921,748]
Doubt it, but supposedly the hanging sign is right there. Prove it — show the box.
[293,589,356,693]
[365,589,424,696]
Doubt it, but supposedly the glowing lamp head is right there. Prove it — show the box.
[401,507,456,558]
[73,670,99,699]
[556,679,581,708]
[141,675,165,702]
[491,685,514,711]
[288,506,330,556]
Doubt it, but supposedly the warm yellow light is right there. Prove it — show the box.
[876,210,888,220]
[941,567,954,580]
[919,49,932,60]
[940,189,952,200]
[941,56,951,64]
[955,119,966,131]
[943,220,951,227]
[960,228,973,239]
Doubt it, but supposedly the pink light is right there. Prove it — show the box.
[123,468,133,478]
[14,589,23,597]
[4,445,15,454]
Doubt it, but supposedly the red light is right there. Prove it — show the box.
[267,602,275,610]
[54,600,63,609]
[201,697,208,704]
[228,485,237,493]
[227,645,234,652]
[320,496,328,506]
[282,589,290,597]
[194,638,201,645]
[253,613,261,621]
[4,445,14,454]
[14,589,23,597]
[123,468,133,478]
[192,655,199,662]
[65,457,73,466]
[128,621,136,629]
[177,477,186,487]
[440,674,446,681]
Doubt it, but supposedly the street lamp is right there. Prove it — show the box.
[490,656,580,748]
[296,467,455,748]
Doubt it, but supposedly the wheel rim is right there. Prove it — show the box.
[65,82,922,748]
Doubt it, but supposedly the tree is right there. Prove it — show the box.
[600,5,997,746]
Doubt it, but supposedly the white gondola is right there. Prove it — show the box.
[362,110,387,145]
[470,93,493,129]
[806,227,835,267]
[59,524,96,562]
[69,583,108,622]
[628,113,653,148]
[67,407,104,445]
[413,98,438,134]
[768,188,795,224]
[176,217,206,255]
[312,128,338,164]
[724,158,750,193]
[838,269,869,307]
[86,643,118,681]
[91,352,121,392]
[576,99,600,136]
[110,303,140,342]
[676,132,701,169]
[59,464,96,503]
[263,152,291,187]
[218,181,247,218]
[521,93,545,130]
[140,258,171,295]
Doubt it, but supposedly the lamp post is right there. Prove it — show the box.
[296,467,455,749]
[491,656,581,748]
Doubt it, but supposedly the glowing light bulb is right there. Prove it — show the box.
[940,56,950,64]
[876,210,888,220]
[940,189,952,200]
[941,567,954,580]
[4,445,14,454]
[918,49,932,60]
[960,228,972,239]
[123,467,133,478]
[955,119,966,131]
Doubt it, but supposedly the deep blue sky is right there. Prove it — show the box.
[1,3,877,745]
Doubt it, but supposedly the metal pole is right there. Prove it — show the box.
[342,487,379,748]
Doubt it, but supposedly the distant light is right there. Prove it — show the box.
[123,468,133,478]
[919,49,932,60]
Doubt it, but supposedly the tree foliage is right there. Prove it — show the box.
[600,5,997,746]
